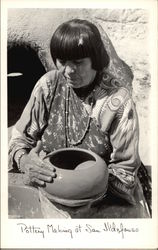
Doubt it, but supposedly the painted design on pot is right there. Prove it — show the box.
[43,148,109,205]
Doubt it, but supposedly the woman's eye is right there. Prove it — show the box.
[73,60,82,65]
[58,59,66,65]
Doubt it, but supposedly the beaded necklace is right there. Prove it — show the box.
[65,84,95,147]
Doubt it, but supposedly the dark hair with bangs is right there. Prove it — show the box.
[50,19,110,71]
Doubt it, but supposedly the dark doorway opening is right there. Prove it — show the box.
[8,42,46,127]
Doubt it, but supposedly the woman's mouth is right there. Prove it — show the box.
[64,75,82,88]
[66,77,77,82]
[66,78,80,87]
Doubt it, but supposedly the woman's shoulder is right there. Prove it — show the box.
[97,85,132,113]
[107,87,131,111]
[33,69,60,97]
[97,87,134,132]
[43,69,60,80]
[36,69,59,86]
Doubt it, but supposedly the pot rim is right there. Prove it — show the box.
[43,147,106,172]
[44,147,98,157]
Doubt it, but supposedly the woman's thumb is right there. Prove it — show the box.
[33,140,42,154]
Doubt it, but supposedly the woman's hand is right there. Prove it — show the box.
[19,141,56,186]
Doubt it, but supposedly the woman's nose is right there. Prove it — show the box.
[64,62,76,74]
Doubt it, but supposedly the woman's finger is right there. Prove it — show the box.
[31,177,45,186]
[43,159,56,172]
[30,157,55,173]
[31,165,56,178]
[36,173,53,182]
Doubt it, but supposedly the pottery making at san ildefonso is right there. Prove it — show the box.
[42,148,109,206]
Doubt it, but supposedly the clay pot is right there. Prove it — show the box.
[43,148,109,203]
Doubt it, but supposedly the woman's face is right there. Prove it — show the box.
[56,57,97,88]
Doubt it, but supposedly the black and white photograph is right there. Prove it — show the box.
[1,0,158,249]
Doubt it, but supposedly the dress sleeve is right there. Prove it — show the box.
[99,87,141,204]
[8,70,58,170]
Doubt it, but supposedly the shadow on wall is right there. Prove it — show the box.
[7,42,46,127]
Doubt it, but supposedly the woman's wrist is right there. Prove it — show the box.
[14,149,28,172]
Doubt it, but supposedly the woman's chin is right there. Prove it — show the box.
[67,82,82,88]
[67,81,89,89]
